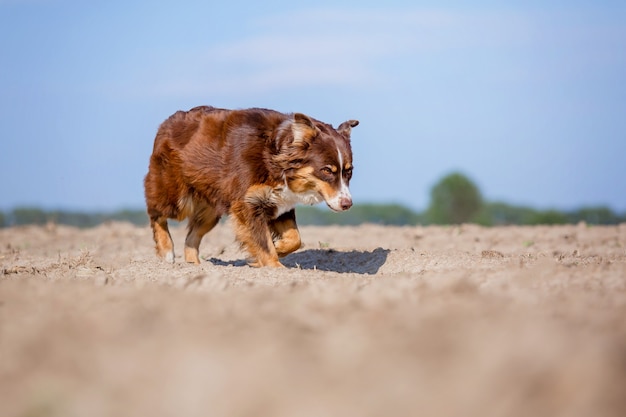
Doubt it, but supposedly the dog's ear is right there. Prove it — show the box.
[292,113,319,145]
[338,120,359,140]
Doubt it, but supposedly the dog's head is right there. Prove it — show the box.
[278,113,359,212]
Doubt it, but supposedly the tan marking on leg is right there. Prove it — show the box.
[184,247,200,265]
[271,214,301,257]
[184,204,219,264]
[248,253,284,268]
[274,228,301,257]
[151,217,174,263]
[235,218,283,267]
[231,199,283,268]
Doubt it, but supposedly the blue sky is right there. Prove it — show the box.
[1,0,625,212]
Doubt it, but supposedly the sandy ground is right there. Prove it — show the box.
[1,221,625,417]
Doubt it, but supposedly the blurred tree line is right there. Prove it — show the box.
[0,208,149,228]
[422,172,626,226]
[1,172,624,228]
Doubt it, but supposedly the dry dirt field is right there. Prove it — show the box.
[1,221,626,417]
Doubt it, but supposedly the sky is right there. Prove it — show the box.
[1,0,625,213]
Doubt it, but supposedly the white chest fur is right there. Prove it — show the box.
[272,186,323,218]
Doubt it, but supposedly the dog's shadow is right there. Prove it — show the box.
[207,247,390,275]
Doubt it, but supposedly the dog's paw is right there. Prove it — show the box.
[164,251,175,264]
[248,258,284,268]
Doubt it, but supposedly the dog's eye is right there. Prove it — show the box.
[320,167,336,182]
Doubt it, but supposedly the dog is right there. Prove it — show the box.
[144,106,358,267]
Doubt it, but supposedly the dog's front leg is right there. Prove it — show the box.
[231,198,283,268]
[270,209,302,257]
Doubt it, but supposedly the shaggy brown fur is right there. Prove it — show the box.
[144,106,358,267]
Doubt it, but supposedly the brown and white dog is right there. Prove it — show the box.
[144,106,358,267]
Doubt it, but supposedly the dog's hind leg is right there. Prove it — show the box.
[270,209,301,257]
[150,216,175,263]
[184,203,220,264]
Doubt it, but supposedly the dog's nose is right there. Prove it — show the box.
[340,197,353,211]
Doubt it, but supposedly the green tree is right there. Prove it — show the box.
[528,210,568,225]
[426,172,484,224]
